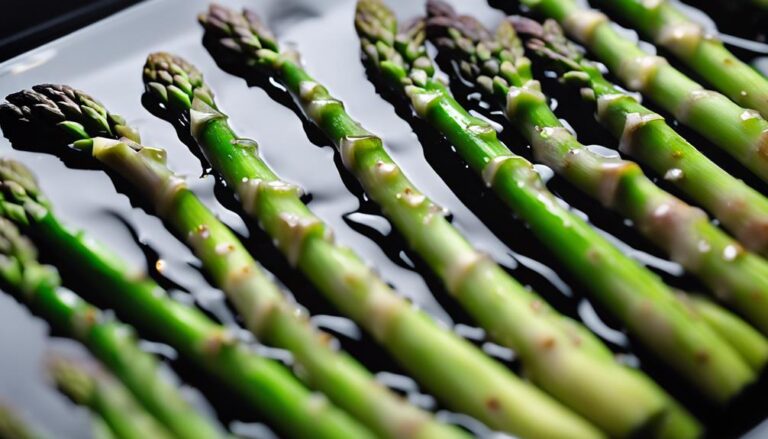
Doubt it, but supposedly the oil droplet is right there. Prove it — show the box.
[533,164,554,183]
[215,243,235,255]
[723,244,741,261]
[196,224,210,239]
[586,144,620,159]
[231,137,259,151]
[741,109,761,121]
[664,168,684,181]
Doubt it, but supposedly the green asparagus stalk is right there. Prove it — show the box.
[356,0,757,409]
[91,418,118,439]
[0,212,224,439]
[192,6,696,438]
[12,81,466,439]
[48,356,175,439]
[0,404,42,439]
[0,158,374,439]
[514,17,768,258]
[516,0,768,182]
[677,293,768,372]
[141,8,610,439]
[426,5,768,338]
[591,0,768,118]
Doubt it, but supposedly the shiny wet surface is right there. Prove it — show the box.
[0,0,766,437]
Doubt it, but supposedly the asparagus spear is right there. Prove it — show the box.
[356,0,757,408]
[515,0,768,182]
[9,82,466,439]
[148,11,606,439]
[91,418,119,439]
[426,5,768,338]
[0,403,42,439]
[590,0,768,119]
[192,7,693,438]
[677,294,768,372]
[0,158,374,439]
[0,212,224,439]
[48,356,175,439]
[514,17,768,258]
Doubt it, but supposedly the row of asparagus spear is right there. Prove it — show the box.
[0,0,767,437]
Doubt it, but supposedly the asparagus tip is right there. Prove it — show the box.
[199,3,278,60]
[355,0,435,85]
[0,402,39,439]
[2,84,140,147]
[143,52,215,112]
[0,158,47,217]
[48,355,100,405]
[0,215,37,263]
[355,0,397,45]
[511,17,586,74]
[425,1,529,92]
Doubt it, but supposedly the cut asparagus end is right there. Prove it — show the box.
[2,84,140,149]
[143,52,215,112]
[198,4,282,69]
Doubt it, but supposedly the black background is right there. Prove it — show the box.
[0,0,144,61]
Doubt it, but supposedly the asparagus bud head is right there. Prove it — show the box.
[426,1,532,95]
[0,215,59,294]
[143,52,215,111]
[512,17,608,91]
[0,403,41,439]
[48,355,99,406]
[0,159,49,224]
[355,0,435,88]
[198,4,288,70]
[2,84,139,150]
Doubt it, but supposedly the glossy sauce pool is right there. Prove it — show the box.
[0,0,766,437]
